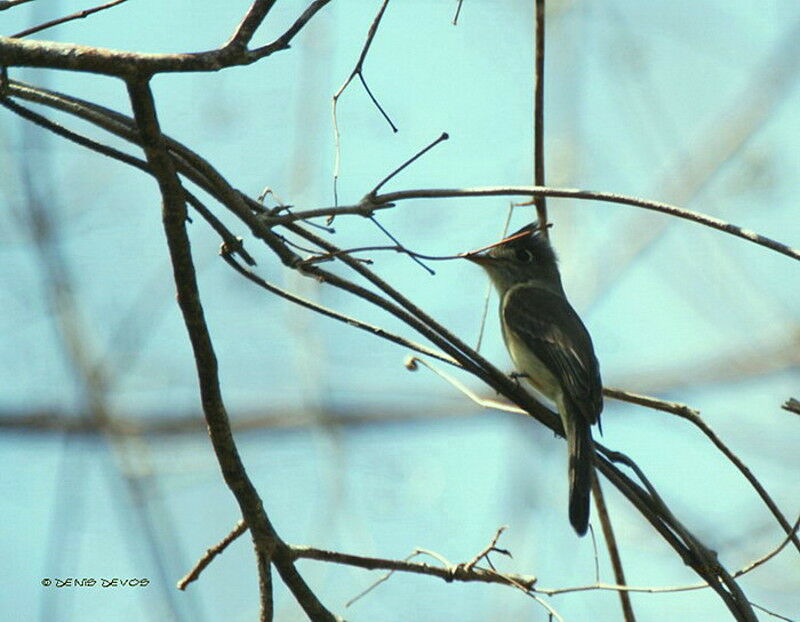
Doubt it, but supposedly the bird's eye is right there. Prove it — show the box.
[514,248,533,262]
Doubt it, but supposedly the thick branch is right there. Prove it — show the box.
[0,1,332,76]
[127,77,329,622]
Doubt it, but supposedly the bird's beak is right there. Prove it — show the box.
[460,251,490,264]
[460,227,531,263]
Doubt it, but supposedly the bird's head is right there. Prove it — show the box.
[462,222,561,295]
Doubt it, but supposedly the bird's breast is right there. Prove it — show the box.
[502,324,561,402]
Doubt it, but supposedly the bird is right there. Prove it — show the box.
[464,222,603,535]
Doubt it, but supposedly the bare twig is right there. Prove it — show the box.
[533,0,547,233]
[452,0,464,25]
[255,185,799,262]
[461,526,511,572]
[536,513,800,599]
[475,207,514,352]
[592,477,636,622]
[289,544,537,590]
[126,77,336,622]
[0,0,36,10]
[250,0,333,59]
[606,387,800,555]
[222,251,459,366]
[603,387,699,418]
[178,520,248,590]
[225,0,279,49]
[405,356,527,415]
[364,186,799,261]
[369,132,450,197]
[748,602,796,622]
[366,215,435,274]
[734,514,800,578]
[332,0,394,204]
[11,0,130,39]
[0,0,332,75]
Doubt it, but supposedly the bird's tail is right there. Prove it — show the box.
[563,401,594,536]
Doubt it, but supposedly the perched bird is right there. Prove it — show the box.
[464,222,603,535]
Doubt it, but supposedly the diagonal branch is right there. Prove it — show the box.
[0,0,35,10]
[225,0,279,49]
[11,0,130,39]
[125,77,336,622]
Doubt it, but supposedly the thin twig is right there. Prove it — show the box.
[452,0,464,25]
[475,207,513,352]
[289,545,537,590]
[251,0,333,58]
[222,251,459,366]
[748,602,796,622]
[536,514,800,600]
[369,132,449,196]
[533,0,548,234]
[332,0,394,205]
[603,387,699,417]
[734,514,800,578]
[345,550,418,608]
[367,215,435,274]
[0,0,36,10]
[12,0,130,39]
[258,185,799,263]
[364,186,799,261]
[592,477,636,622]
[461,526,511,572]
[606,386,800,554]
[178,520,248,590]
[405,356,527,415]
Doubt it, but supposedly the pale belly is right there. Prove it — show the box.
[503,325,561,402]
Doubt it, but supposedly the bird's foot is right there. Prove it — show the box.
[508,371,529,387]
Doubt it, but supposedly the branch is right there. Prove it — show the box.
[125,77,336,622]
[532,0,547,231]
[592,477,636,622]
[225,0,279,49]
[11,0,130,39]
[178,520,248,590]
[0,0,35,9]
[332,0,394,203]
[251,0,333,58]
[606,387,800,555]
[288,545,537,591]
[0,0,332,75]
[221,251,459,366]
[363,186,798,261]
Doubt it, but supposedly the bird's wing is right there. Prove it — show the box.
[502,284,602,424]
